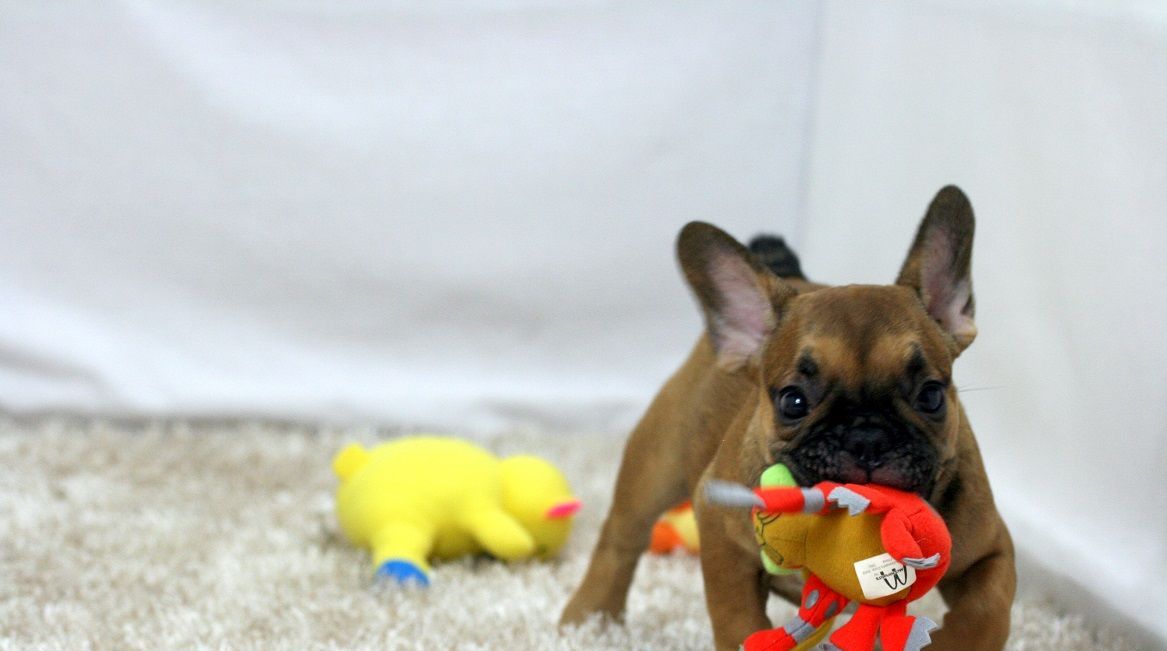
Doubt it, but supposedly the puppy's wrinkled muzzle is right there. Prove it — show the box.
[783,424,938,495]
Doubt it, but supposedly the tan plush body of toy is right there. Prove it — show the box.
[707,464,951,651]
[333,436,581,586]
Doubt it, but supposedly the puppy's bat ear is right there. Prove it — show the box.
[896,185,977,352]
[677,222,796,371]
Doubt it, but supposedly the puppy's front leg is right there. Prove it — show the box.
[560,401,690,625]
[930,532,1016,651]
[695,496,770,650]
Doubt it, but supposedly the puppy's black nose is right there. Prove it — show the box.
[842,427,892,470]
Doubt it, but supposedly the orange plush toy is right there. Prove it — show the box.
[648,501,701,554]
[707,470,951,651]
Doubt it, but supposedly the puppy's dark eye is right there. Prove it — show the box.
[776,387,809,421]
[916,382,946,414]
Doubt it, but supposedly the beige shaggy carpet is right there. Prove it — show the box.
[0,417,1152,650]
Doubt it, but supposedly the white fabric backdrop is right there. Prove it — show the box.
[801,2,1167,642]
[2,0,1164,644]
[1,1,817,427]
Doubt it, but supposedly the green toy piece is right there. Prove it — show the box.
[757,463,799,576]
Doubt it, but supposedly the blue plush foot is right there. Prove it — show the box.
[375,560,430,587]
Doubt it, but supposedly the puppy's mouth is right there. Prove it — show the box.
[778,429,939,496]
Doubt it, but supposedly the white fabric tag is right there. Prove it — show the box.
[853,553,916,600]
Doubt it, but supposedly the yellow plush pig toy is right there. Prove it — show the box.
[332,436,581,586]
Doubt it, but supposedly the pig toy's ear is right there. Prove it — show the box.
[545,499,582,520]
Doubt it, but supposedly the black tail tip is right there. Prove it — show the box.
[748,234,805,279]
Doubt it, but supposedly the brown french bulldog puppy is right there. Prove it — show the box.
[560,186,1016,650]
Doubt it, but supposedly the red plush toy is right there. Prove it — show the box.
[706,477,952,651]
